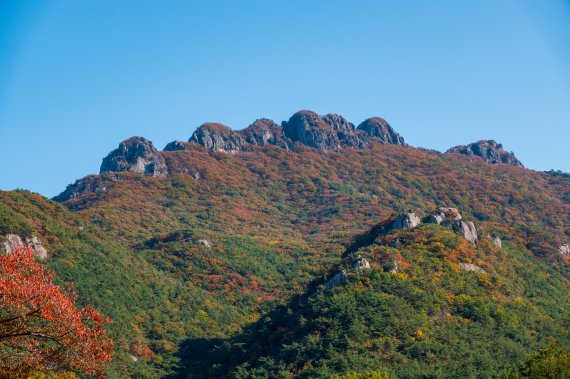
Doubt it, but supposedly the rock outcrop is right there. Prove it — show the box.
[182,110,407,153]
[351,255,371,270]
[457,221,478,244]
[189,123,245,154]
[546,170,570,179]
[325,270,347,289]
[392,213,421,230]
[100,137,168,177]
[560,244,570,256]
[425,208,478,244]
[356,117,407,146]
[282,110,341,150]
[164,141,189,151]
[321,114,370,148]
[493,237,502,249]
[53,174,115,206]
[2,234,48,259]
[239,119,293,150]
[446,140,524,167]
[459,262,485,273]
[197,239,211,248]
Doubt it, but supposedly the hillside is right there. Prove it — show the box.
[1,111,569,378]
[188,214,569,378]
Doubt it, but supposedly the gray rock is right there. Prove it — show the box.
[238,118,293,150]
[446,140,524,167]
[164,141,189,151]
[425,214,444,225]
[428,207,479,243]
[2,234,47,259]
[351,255,371,270]
[101,137,168,177]
[389,238,403,248]
[190,123,245,154]
[197,239,211,248]
[356,117,407,146]
[380,254,402,273]
[546,170,570,179]
[459,262,485,273]
[28,237,48,259]
[322,114,370,148]
[53,175,114,205]
[560,244,570,256]
[460,221,478,244]
[439,207,462,220]
[493,237,502,249]
[392,213,421,230]
[325,270,347,289]
[2,234,23,254]
[282,110,341,150]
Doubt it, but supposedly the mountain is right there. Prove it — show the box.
[2,110,569,378]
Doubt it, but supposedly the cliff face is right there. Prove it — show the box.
[189,123,245,154]
[446,140,524,167]
[356,117,407,146]
[239,118,293,150]
[100,136,168,177]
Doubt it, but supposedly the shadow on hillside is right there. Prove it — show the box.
[168,268,337,379]
[167,304,288,379]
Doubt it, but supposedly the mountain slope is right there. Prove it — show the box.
[184,220,570,378]
[2,111,569,377]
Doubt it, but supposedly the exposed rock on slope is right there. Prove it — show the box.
[325,270,347,289]
[100,137,168,177]
[189,123,245,154]
[2,234,48,259]
[546,170,570,179]
[164,141,189,151]
[446,140,524,167]
[356,117,407,146]
[351,255,371,269]
[425,208,478,243]
[52,175,114,206]
[392,213,421,230]
[459,262,485,273]
[493,237,502,249]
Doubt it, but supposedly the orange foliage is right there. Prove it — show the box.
[0,246,113,378]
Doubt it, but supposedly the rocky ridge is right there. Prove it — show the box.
[446,140,524,167]
[54,110,538,202]
[326,207,481,289]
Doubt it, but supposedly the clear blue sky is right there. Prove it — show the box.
[1,0,569,197]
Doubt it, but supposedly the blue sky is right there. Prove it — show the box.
[1,0,569,197]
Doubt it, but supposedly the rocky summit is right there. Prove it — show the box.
[356,117,407,146]
[446,139,524,167]
[100,136,168,177]
[185,110,405,153]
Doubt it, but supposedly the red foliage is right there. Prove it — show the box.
[0,246,113,378]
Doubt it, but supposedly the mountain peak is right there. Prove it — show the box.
[446,139,524,167]
[100,136,168,177]
[356,117,407,146]
[189,123,244,154]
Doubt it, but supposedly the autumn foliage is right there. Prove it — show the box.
[0,246,113,378]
